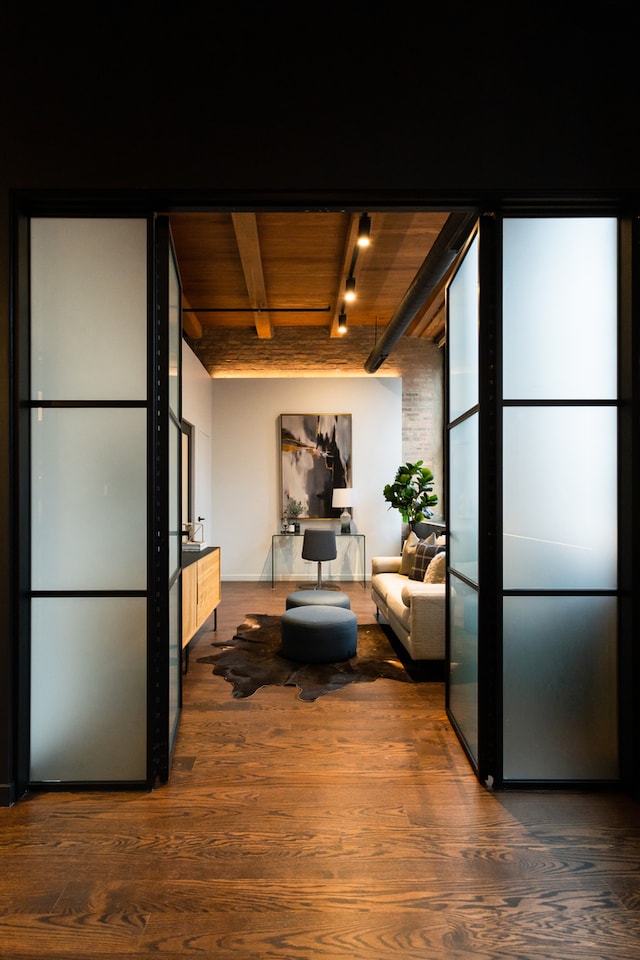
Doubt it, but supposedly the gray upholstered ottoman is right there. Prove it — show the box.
[285,589,351,610]
[280,605,357,663]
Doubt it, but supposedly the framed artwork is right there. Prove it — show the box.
[280,414,352,519]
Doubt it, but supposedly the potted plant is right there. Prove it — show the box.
[383,460,438,527]
[283,497,304,533]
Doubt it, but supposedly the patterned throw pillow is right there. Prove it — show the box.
[424,550,446,583]
[409,541,440,581]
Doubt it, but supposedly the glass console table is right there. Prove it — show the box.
[271,532,366,589]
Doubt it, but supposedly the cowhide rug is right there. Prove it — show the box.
[197,613,434,701]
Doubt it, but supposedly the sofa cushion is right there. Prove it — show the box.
[398,530,421,575]
[409,541,440,581]
[372,571,407,606]
[424,550,446,583]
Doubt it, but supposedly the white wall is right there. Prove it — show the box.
[210,377,404,582]
[182,343,214,539]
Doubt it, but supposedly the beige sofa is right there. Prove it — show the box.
[370,526,446,660]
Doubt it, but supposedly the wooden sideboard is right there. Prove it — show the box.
[182,546,220,670]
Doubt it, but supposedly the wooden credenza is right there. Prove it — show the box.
[182,546,220,669]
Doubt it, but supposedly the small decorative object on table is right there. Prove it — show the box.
[182,520,207,551]
[282,497,304,534]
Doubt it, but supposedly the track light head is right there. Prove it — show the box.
[338,312,347,333]
[357,213,371,247]
[345,276,356,302]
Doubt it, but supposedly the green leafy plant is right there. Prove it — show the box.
[383,460,438,525]
[283,498,304,520]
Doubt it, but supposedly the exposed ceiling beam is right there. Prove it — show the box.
[182,293,203,339]
[409,274,448,338]
[231,212,272,338]
[417,301,446,341]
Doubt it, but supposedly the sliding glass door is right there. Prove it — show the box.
[155,216,183,767]
[500,217,618,783]
[17,209,181,791]
[446,213,621,787]
[446,227,481,766]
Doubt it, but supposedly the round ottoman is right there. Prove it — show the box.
[285,589,351,610]
[280,605,358,663]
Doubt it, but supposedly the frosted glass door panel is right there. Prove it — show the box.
[169,243,181,416]
[503,596,618,780]
[448,233,479,422]
[30,218,147,400]
[449,575,478,762]
[503,406,617,590]
[169,579,180,746]
[169,420,180,577]
[449,413,479,583]
[30,598,147,781]
[32,408,147,590]
[502,218,617,400]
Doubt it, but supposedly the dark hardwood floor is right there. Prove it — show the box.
[2,580,640,959]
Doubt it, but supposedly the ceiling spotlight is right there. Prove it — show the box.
[357,213,371,247]
[345,276,356,302]
[338,312,347,333]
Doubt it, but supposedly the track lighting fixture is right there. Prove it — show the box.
[345,276,356,302]
[336,214,369,333]
[357,213,371,247]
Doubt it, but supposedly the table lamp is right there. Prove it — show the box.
[332,487,356,534]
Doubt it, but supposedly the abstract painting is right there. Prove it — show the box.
[280,413,352,519]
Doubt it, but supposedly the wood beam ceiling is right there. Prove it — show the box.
[231,213,272,339]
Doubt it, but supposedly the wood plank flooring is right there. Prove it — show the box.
[2,580,640,959]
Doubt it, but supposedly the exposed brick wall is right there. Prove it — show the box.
[188,325,388,378]
[186,325,444,506]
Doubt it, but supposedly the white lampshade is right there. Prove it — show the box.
[332,488,355,508]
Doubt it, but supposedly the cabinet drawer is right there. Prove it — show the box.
[182,563,197,647]
[182,547,221,644]
[195,548,221,629]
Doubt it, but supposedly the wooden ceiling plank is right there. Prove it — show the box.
[171,211,456,344]
[231,212,272,338]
